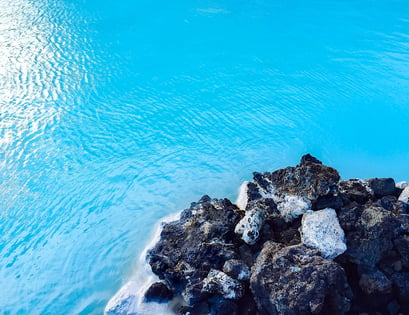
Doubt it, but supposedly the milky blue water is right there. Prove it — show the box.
[1,0,409,313]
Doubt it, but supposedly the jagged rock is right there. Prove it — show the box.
[358,269,392,295]
[367,178,396,197]
[250,242,351,314]
[268,155,340,201]
[148,195,242,305]
[344,204,398,268]
[314,194,343,210]
[339,179,374,204]
[300,208,347,259]
[235,207,266,245]
[223,259,250,281]
[236,181,262,210]
[144,282,173,303]
[202,269,244,300]
[398,187,409,203]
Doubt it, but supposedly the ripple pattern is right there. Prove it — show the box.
[1,0,409,314]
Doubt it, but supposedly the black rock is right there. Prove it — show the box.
[339,179,373,204]
[250,242,352,315]
[368,178,396,197]
[223,259,250,281]
[210,299,238,315]
[144,282,173,303]
[148,196,243,305]
[300,153,323,165]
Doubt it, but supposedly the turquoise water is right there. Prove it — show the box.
[1,0,409,313]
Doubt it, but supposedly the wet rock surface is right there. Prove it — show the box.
[142,155,409,314]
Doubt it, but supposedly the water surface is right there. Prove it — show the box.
[1,0,409,313]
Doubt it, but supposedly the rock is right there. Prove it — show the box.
[394,234,409,268]
[275,194,311,223]
[234,207,266,245]
[250,242,351,315]
[339,179,374,204]
[358,269,392,295]
[202,269,244,300]
[300,208,347,259]
[210,299,238,315]
[398,187,409,203]
[144,282,173,303]
[223,259,250,281]
[314,194,343,210]
[300,153,323,165]
[396,181,409,190]
[268,154,340,201]
[367,178,396,197]
[378,195,398,211]
[148,196,242,305]
[344,205,398,268]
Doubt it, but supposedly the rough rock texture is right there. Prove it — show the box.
[399,186,409,203]
[250,242,351,315]
[300,208,347,259]
[148,195,243,305]
[133,155,409,315]
[144,282,173,303]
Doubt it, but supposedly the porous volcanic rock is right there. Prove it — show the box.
[250,242,352,314]
[132,155,409,315]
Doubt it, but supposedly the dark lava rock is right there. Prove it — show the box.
[148,195,243,305]
[144,282,173,303]
[210,299,238,315]
[343,204,398,268]
[250,242,351,315]
[223,259,250,281]
[367,178,396,197]
[339,179,373,204]
[138,154,409,315]
[358,269,392,295]
[267,155,340,201]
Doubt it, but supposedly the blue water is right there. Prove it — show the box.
[1,0,409,313]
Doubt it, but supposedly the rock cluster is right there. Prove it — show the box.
[144,155,409,314]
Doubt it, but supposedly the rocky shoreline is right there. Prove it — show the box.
[106,155,409,315]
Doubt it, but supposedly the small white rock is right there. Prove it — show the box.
[300,208,347,259]
[399,187,409,203]
[396,181,409,190]
[234,208,265,245]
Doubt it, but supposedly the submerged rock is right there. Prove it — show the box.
[300,208,347,259]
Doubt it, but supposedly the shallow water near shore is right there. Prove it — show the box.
[1,0,409,313]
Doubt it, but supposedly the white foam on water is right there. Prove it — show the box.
[105,211,183,315]
[235,181,249,210]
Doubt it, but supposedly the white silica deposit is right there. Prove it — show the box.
[234,207,266,245]
[300,208,347,260]
[398,186,409,203]
[276,194,311,222]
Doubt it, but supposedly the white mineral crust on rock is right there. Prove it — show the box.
[234,207,265,245]
[276,194,311,222]
[396,181,409,190]
[202,269,244,299]
[300,208,347,259]
[399,187,409,203]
